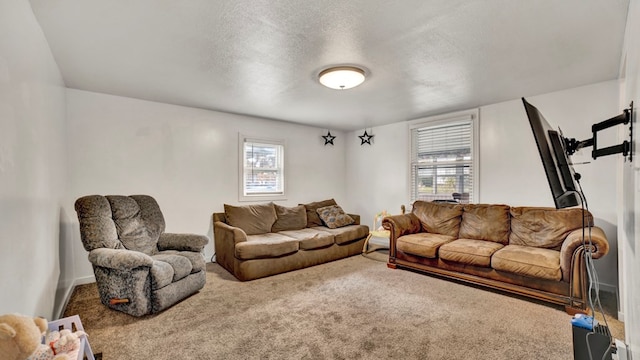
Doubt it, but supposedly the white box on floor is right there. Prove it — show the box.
[47,315,95,360]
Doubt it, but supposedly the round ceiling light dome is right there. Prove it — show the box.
[318,66,366,90]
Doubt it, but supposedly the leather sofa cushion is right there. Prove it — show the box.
[272,204,307,232]
[491,245,561,281]
[235,233,299,260]
[439,239,504,267]
[279,228,334,250]
[312,224,368,245]
[302,199,337,227]
[459,204,510,244]
[224,203,277,235]
[412,201,463,238]
[397,233,455,258]
[509,207,590,249]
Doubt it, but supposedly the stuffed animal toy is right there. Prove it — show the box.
[0,313,85,360]
[45,329,86,360]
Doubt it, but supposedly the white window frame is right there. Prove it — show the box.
[238,134,287,202]
[408,109,479,204]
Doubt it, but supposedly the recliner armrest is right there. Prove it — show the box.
[88,248,154,271]
[347,214,361,225]
[158,233,209,252]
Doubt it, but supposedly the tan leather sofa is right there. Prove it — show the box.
[382,201,609,312]
[213,199,369,281]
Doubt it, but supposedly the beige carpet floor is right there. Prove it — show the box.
[64,251,623,360]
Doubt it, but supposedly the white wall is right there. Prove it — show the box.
[64,89,349,282]
[620,0,640,355]
[0,0,67,319]
[346,80,620,292]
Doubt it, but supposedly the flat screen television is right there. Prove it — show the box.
[522,98,581,209]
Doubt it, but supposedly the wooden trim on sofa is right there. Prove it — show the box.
[388,251,588,314]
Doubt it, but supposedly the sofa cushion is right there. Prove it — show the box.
[311,224,368,245]
[439,239,504,267]
[412,201,463,238]
[316,205,355,229]
[235,233,299,260]
[491,245,561,281]
[302,199,337,227]
[397,233,455,258]
[271,204,307,232]
[224,203,277,235]
[459,204,511,244]
[278,228,334,250]
[151,253,193,282]
[509,207,590,250]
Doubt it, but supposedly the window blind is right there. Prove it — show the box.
[242,140,284,196]
[411,119,473,203]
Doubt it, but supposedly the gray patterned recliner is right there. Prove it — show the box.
[74,195,209,316]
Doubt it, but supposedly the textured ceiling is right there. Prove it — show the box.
[29,0,629,131]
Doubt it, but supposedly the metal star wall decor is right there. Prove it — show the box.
[322,130,336,145]
[359,130,374,145]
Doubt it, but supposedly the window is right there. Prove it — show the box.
[239,135,286,201]
[409,110,478,203]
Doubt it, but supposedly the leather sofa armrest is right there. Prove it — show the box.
[559,226,609,281]
[382,213,422,241]
[348,214,361,225]
[88,248,154,271]
[158,233,209,252]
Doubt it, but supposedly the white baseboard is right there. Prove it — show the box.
[54,275,96,319]
[598,283,617,294]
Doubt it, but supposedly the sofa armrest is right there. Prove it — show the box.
[213,222,248,244]
[382,213,422,239]
[88,248,154,271]
[158,233,209,252]
[559,226,609,282]
[382,213,421,259]
[348,214,360,225]
[213,220,248,274]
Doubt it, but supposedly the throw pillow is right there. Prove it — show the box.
[224,203,277,235]
[271,204,307,232]
[316,205,355,229]
[302,199,337,227]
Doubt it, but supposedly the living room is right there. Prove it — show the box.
[1,0,639,359]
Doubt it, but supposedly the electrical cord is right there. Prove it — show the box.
[574,180,613,360]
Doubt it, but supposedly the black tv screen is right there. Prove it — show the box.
[522,98,581,209]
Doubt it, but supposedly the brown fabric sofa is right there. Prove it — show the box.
[382,201,609,312]
[213,199,369,281]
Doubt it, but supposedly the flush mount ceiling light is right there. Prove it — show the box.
[318,66,366,90]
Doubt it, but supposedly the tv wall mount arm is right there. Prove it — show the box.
[564,101,634,162]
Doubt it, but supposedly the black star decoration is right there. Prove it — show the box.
[359,130,374,145]
[322,131,336,145]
